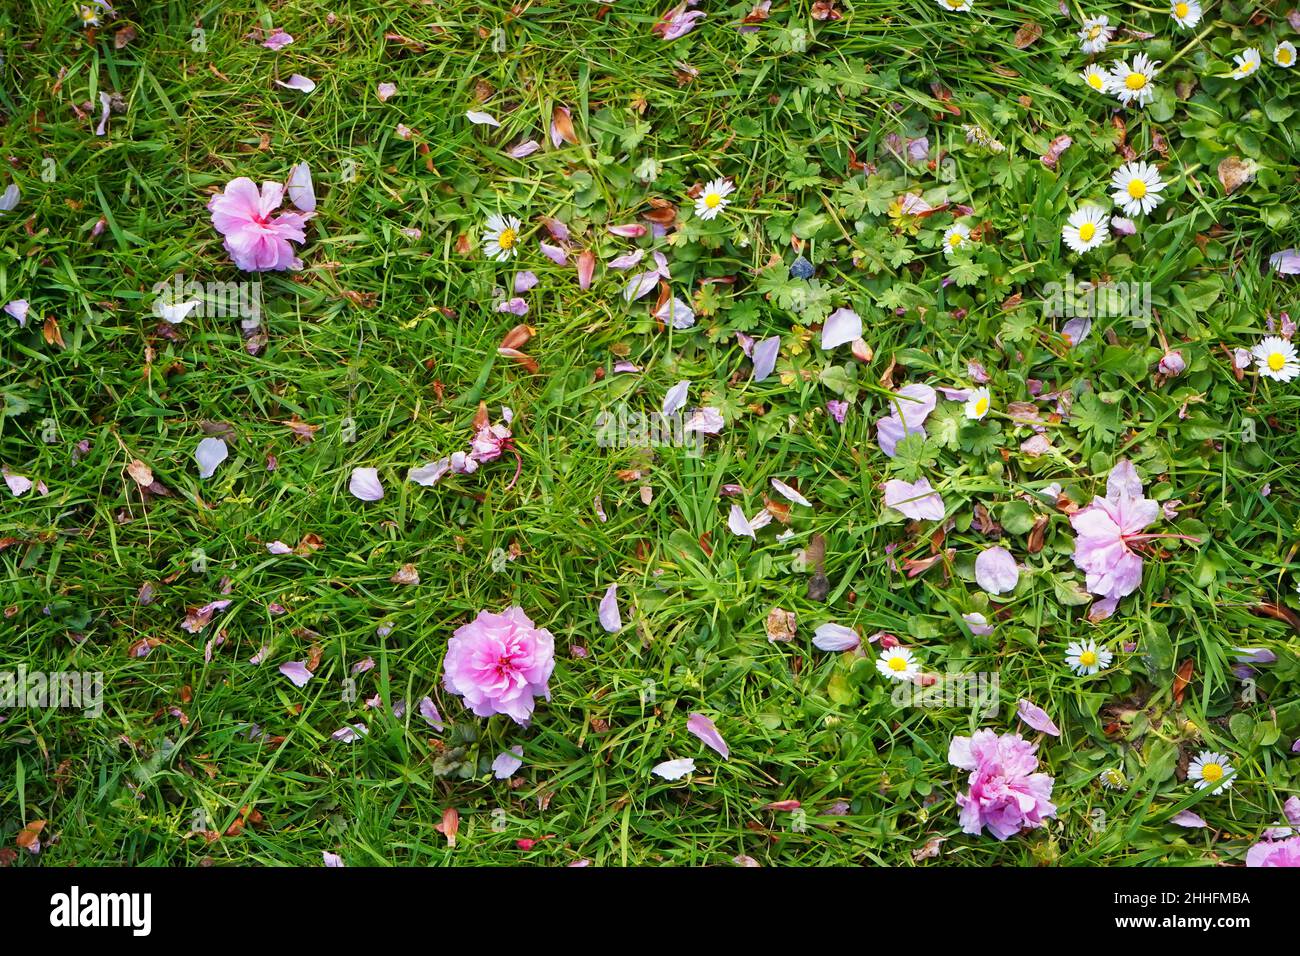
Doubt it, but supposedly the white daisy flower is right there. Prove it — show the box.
[1062,206,1110,253]
[936,0,973,11]
[1099,768,1127,790]
[1080,64,1110,93]
[1077,16,1114,55]
[1065,640,1113,676]
[876,647,920,681]
[1232,48,1262,80]
[1110,161,1166,217]
[1109,53,1159,108]
[79,4,102,27]
[964,386,991,420]
[694,178,734,221]
[1252,336,1300,382]
[481,214,523,262]
[1170,0,1201,28]
[1188,750,1235,795]
[942,223,972,258]
[1275,42,1297,68]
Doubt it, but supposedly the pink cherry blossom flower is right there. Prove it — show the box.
[208,177,312,272]
[1247,835,1300,867]
[443,606,556,725]
[1069,460,1195,609]
[949,729,1057,840]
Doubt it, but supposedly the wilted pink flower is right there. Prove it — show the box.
[653,4,706,40]
[1247,835,1300,867]
[962,612,994,636]
[443,606,556,724]
[949,729,1057,840]
[1157,349,1185,377]
[1070,460,1180,607]
[1062,317,1091,347]
[208,178,312,272]
[826,400,848,423]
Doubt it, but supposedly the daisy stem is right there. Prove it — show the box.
[1160,23,1217,74]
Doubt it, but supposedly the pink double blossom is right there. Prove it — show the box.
[208,177,313,272]
[949,729,1057,840]
[443,606,556,725]
[1069,460,1193,617]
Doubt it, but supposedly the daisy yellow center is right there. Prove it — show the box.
[974,397,989,416]
[888,656,907,672]
[1280,48,1294,65]
[704,193,722,208]
[1201,762,1224,783]
[497,228,517,250]
[1078,222,1096,242]
[946,0,964,8]
[948,232,964,247]
[1088,25,1102,39]
[1269,351,1286,371]
[1079,650,1098,667]
[1127,179,1147,199]
[1104,770,1122,784]
[1175,3,1189,17]
[1242,59,1257,74]
[1088,73,1104,89]
[1125,73,1147,90]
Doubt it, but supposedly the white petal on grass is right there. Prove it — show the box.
[195,437,228,479]
[466,110,500,126]
[727,504,755,538]
[492,745,524,779]
[157,299,200,324]
[287,161,316,212]
[279,661,314,687]
[5,473,32,497]
[407,458,451,487]
[0,183,19,212]
[349,467,385,501]
[4,299,29,326]
[598,583,622,633]
[770,478,811,507]
[651,758,696,780]
[821,307,863,350]
[663,380,690,416]
[751,335,781,381]
[813,623,860,652]
[275,74,316,93]
[975,546,1019,595]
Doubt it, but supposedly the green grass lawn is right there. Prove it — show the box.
[2,0,1300,867]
